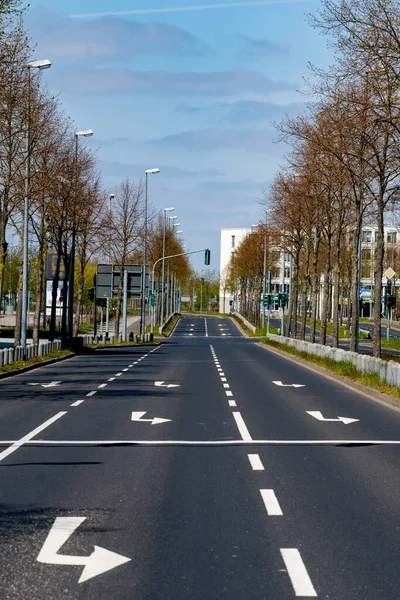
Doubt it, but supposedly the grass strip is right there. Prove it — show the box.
[161,315,181,336]
[0,350,72,374]
[231,315,279,337]
[261,338,400,398]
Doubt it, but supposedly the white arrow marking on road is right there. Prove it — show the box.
[154,381,180,388]
[272,381,305,388]
[28,381,62,388]
[131,411,171,425]
[37,517,131,583]
[306,410,359,425]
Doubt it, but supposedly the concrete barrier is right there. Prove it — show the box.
[232,312,257,334]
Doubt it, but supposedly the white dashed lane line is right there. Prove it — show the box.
[232,412,252,441]
[260,489,283,516]
[71,400,84,407]
[280,549,317,597]
[248,454,264,471]
[86,391,97,397]
[98,383,107,389]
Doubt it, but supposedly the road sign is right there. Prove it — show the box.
[96,264,149,299]
[45,252,66,281]
[384,267,396,280]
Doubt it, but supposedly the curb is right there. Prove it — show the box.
[257,341,400,413]
[0,352,75,380]
[162,315,182,337]
[229,317,250,338]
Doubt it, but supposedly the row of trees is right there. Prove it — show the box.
[225,0,400,358]
[0,2,192,344]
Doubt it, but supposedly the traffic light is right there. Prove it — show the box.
[263,293,272,307]
[388,295,396,310]
[387,280,392,295]
[204,249,211,265]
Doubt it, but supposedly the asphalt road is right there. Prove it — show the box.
[0,314,399,599]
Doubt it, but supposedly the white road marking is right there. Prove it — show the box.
[260,489,283,516]
[128,365,134,367]
[273,381,305,388]
[223,383,230,388]
[116,373,123,376]
[131,411,171,425]
[307,410,359,425]
[108,378,116,382]
[280,549,317,597]
[71,400,85,407]
[248,454,264,470]
[98,384,107,388]
[134,362,138,365]
[123,369,129,372]
[155,381,180,388]
[226,391,233,397]
[204,318,208,337]
[86,391,97,397]
[37,516,131,583]
[218,368,223,372]
[0,412,67,462]
[232,412,252,441]
[228,400,237,407]
[221,377,227,381]
[2,439,400,446]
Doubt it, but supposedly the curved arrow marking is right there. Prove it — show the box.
[37,517,131,583]
[307,411,359,425]
[273,381,305,388]
[131,411,171,425]
[155,381,180,388]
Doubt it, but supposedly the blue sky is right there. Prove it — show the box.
[24,0,332,271]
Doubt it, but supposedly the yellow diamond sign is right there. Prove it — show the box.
[384,267,396,280]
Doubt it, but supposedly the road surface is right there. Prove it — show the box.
[0,314,399,599]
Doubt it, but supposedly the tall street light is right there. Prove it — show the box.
[68,129,93,347]
[161,207,174,329]
[141,168,160,339]
[21,59,52,356]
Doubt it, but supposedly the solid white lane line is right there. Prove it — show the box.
[204,318,208,337]
[226,391,233,397]
[228,400,237,407]
[280,549,317,597]
[3,439,400,446]
[86,391,97,397]
[223,383,230,388]
[232,412,252,441]
[71,400,84,407]
[260,489,283,516]
[108,378,116,382]
[248,454,264,470]
[98,383,107,388]
[0,412,67,462]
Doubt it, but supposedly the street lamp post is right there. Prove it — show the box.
[21,59,51,357]
[68,129,93,347]
[141,168,159,339]
[160,207,174,330]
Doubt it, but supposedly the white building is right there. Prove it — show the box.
[219,227,251,313]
